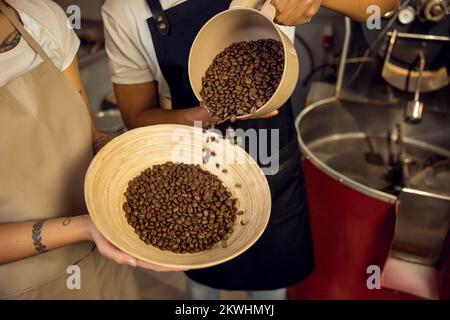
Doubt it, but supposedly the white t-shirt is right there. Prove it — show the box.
[102,0,295,99]
[0,0,80,87]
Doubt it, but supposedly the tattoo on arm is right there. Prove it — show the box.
[62,217,72,226]
[32,220,47,254]
[0,30,21,53]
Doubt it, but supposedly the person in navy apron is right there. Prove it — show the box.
[103,0,400,299]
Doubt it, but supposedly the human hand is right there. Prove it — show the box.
[84,215,186,272]
[271,0,322,25]
[252,110,279,119]
[183,106,211,127]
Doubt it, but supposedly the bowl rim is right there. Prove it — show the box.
[188,7,295,124]
[84,124,272,269]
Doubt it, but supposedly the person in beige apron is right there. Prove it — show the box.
[0,1,181,300]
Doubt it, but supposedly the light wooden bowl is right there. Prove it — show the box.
[189,0,299,122]
[85,125,271,269]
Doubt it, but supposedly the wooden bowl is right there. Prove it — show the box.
[189,0,299,123]
[85,125,271,269]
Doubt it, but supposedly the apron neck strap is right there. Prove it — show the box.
[0,0,50,61]
[146,0,171,36]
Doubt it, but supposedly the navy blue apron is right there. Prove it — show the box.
[146,0,314,290]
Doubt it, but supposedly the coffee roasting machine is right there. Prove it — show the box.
[290,0,450,300]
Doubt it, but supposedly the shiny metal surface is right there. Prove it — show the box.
[296,99,450,203]
[390,188,450,266]
[335,17,351,98]
[409,160,450,194]
[382,29,450,94]
[421,0,449,22]
[94,109,125,134]
[386,31,450,41]
[382,62,450,93]
[405,51,426,122]
[406,100,425,123]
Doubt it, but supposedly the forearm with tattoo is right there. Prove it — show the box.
[31,217,72,254]
[0,216,90,264]
[32,220,47,254]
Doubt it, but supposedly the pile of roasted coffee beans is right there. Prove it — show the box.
[200,39,284,123]
[123,162,242,253]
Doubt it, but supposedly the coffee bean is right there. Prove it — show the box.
[200,39,284,124]
[123,162,239,254]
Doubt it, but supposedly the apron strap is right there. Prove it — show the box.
[0,1,51,61]
[146,0,171,36]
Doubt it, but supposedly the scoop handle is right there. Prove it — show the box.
[229,0,276,21]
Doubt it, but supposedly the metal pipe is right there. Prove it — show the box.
[386,31,450,42]
[405,52,426,123]
[335,17,351,98]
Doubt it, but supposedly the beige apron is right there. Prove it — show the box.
[0,2,156,300]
